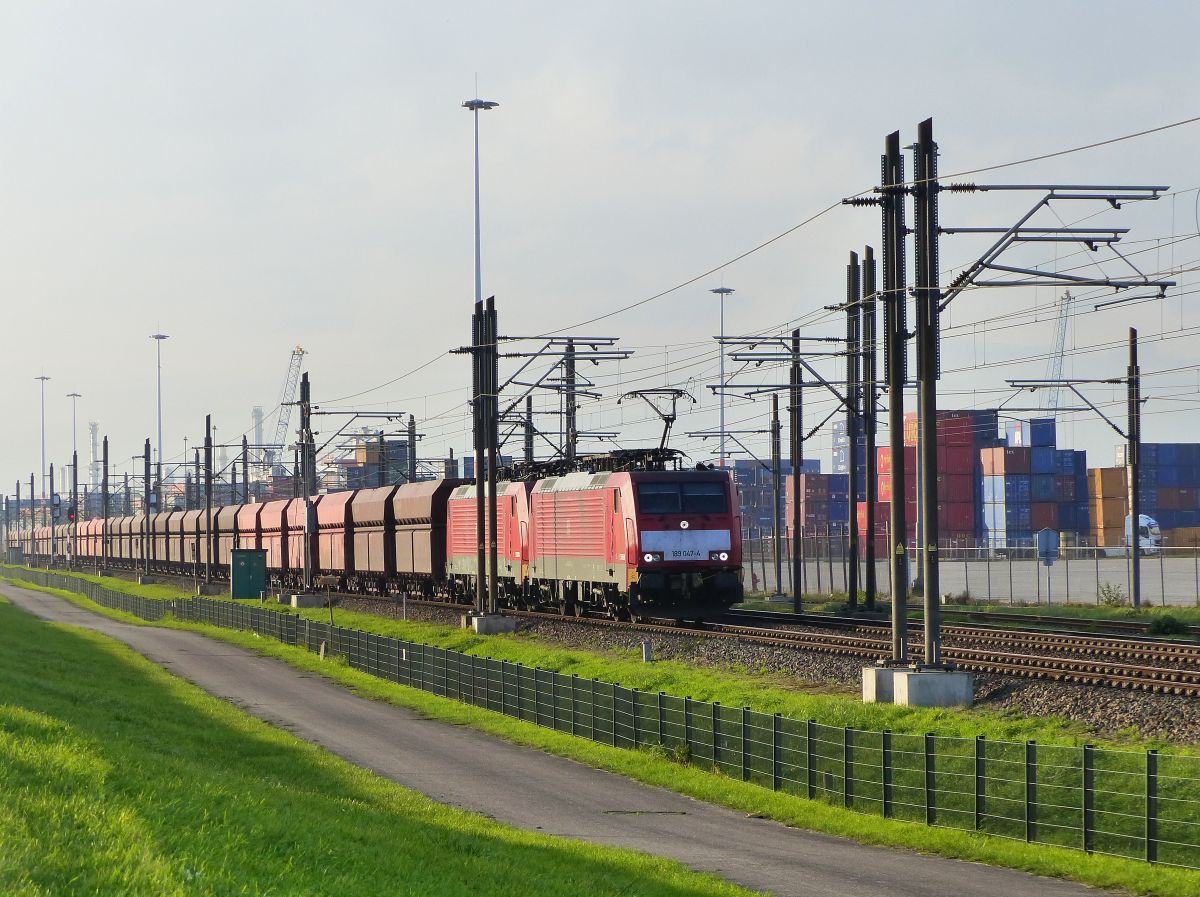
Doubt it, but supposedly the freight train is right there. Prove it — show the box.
[12,459,743,621]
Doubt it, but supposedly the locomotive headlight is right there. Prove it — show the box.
[643,552,662,563]
[709,550,730,561]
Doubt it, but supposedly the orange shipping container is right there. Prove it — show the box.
[1088,467,1126,498]
[1091,496,1127,526]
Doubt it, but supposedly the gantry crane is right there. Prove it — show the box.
[268,346,306,475]
[1043,291,1072,416]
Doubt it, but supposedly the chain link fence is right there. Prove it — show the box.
[7,566,1199,870]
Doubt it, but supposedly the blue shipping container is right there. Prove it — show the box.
[1057,503,1077,530]
[1053,449,1075,475]
[1030,418,1056,447]
[1031,474,1056,502]
[1005,475,1032,503]
[971,410,1000,444]
[1074,451,1088,475]
[1005,505,1032,529]
[1031,446,1056,475]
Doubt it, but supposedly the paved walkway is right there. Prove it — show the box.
[2,582,1117,897]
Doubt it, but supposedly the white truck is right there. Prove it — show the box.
[1101,513,1161,557]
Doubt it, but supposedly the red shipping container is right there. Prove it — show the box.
[1158,487,1199,511]
[938,444,974,473]
[878,476,892,502]
[877,446,892,475]
[938,411,972,446]
[1031,502,1059,531]
[938,474,973,503]
[938,501,975,532]
[996,446,1031,475]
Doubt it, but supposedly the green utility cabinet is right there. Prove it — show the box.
[230,549,268,599]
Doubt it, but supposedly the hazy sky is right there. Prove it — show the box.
[3,1,1199,494]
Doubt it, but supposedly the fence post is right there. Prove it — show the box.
[712,702,721,768]
[591,678,598,742]
[882,730,893,818]
[550,672,557,730]
[1025,740,1037,843]
[658,692,666,745]
[610,682,617,746]
[631,689,640,746]
[806,719,816,798]
[684,696,692,753]
[1082,744,1094,854]
[500,661,508,716]
[741,707,750,782]
[771,713,782,791]
[844,727,852,808]
[1146,749,1158,863]
[924,733,935,825]
[515,663,522,720]
[974,735,985,831]
[570,675,578,736]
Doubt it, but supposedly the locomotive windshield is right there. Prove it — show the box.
[637,481,728,514]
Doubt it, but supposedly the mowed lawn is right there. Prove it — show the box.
[0,598,756,897]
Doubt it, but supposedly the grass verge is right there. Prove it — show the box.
[0,593,760,897]
[5,576,1199,896]
[5,565,1193,752]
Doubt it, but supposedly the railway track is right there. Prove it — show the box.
[725,607,1200,639]
[723,609,1200,664]
[80,567,1200,697]
[501,609,1200,697]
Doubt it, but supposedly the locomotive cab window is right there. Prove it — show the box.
[636,482,727,514]
[681,482,727,514]
[637,483,681,514]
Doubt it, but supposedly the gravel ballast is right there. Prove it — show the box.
[343,597,1200,744]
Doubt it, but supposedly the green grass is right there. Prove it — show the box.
[9,577,1200,896]
[0,594,761,897]
[6,564,1193,752]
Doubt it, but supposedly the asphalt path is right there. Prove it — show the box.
[2,582,1116,897]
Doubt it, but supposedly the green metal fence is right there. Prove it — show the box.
[9,566,1200,870]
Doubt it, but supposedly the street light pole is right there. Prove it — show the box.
[710,287,735,468]
[462,96,499,306]
[463,94,498,615]
[35,375,50,527]
[66,392,81,566]
[151,333,169,511]
[66,392,81,460]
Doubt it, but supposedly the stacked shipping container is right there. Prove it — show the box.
[981,419,1089,549]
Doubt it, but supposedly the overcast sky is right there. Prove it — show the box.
[3,1,1199,493]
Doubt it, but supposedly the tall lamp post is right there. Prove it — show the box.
[462,96,498,304]
[463,94,498,616]
[151,333,169,510]
[67,391,81,562]
[66,392,81,460]
[710,287,735,468]
[35,375,50,527]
